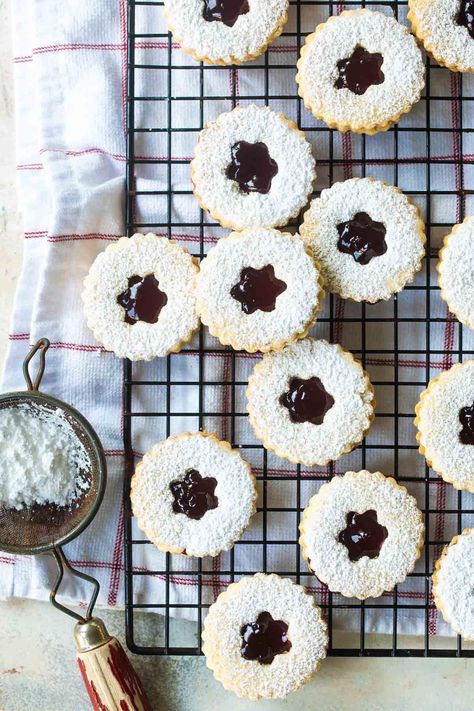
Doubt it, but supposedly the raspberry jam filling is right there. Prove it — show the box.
[335,46,384,95]
[337,212,387,265]
[459,401,474,444]
[170,469,218,520]
[117,274,168,325]
[240,611,291,664]
[230,264,287,315]
[279,376,335,425]
[338,509,388,561]
[456,0,474,39]
[226,141,278,194]
[203,0,250,27]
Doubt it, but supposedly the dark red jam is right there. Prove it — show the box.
[459,401,474,444]
[117,274,168,325]
[457,0,474,38]
[335,46,384,96]
[203,0,250,27]
[337,212,387,265]
[230,264,287,315]
[279,376,335,425]
[338,510,388,562]
[226,141,278,194]
[169,469,218,520]
[240,611,291,665]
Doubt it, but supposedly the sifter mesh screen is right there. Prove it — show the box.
[0,394,105,555]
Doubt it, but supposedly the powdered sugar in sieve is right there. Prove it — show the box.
[0,401,92,510]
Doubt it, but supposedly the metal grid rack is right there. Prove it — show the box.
[123,0,474,656]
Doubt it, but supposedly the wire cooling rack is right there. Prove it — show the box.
[123,0,474,656]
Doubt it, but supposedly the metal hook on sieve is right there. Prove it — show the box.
[23,337,50,391]
[50,546,100,623]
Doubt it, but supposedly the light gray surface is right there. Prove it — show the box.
[1,0,474,708]
[1,598,474,711]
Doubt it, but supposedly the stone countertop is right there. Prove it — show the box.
[1,1,474,709]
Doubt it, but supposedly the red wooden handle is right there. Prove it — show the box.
[77,636,151,711]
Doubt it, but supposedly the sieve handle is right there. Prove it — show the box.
[23,337,50,391]
[75,618,152,711]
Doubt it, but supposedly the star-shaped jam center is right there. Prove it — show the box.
[169,469,218,521]
[457,0,474,39]
[279,376,335,425]
[240,611,291,665]
[460,400,474,444]
[226,141,279,194]
[117,274,168,325]
[335,46,384,96]
[337,212,387,265]
[230,264,287,315]
[203,0,250,27]
[338,510,388,562]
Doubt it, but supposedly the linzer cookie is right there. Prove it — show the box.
[163,0,289,65]
[191,105,316,230]
[82,233,199,360]
[415,360,474,493]
[299,470,424,599]
[196,228,323,353]
[130,432,257,557]
[246,338,374,466]
[438,217,474,329]
[296,10,425,134]
[300,177,426,303]
[408,0,474,73]
[433,528,474,640]
[202,573,328,699]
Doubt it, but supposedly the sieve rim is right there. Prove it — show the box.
[0,389,107,555]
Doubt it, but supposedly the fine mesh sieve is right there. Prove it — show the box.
[0,338,151,710]
[0,338,106,557]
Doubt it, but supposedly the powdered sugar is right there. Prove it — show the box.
[131,432,257,557]
[415,360,474,492]
[300,177,426,302]
[408,0,474,73]
[299,471,424,599]
[438,217,474,330]
[163,0,289,64]
[191,105,316,230]
[202,573,327,699]
[433,529,474,640]
[196,228,323,352]
[297,9,425,133]
[0,402,91,510]
[82,233,200,361]
[247,338,374,466]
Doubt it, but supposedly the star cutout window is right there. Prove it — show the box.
[117,274,168,325]
[226,141,278,194]
[203,0,250,27]
[460,400,474,445]
[335,46,384,96]
[169,469,218,520]
[241,611,291,664]
[230,264,287,315]
[337,212,387,265]
[338,510,388,562]
[279,376,334,425]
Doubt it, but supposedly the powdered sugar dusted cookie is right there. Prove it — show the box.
[408,0,474,73]
[202,573,328,699]
[131,432,257,557]
[82,233,199,360]
[246,338,374,466]
[415,360,474,493]
[299,470,424,599]
[163,0,289,65]
[296,10,425,134]
[300,177,426,303]
[438,217,474,329]
[433,528,474,640]
[196,228,323,353]
[191,105,316,230]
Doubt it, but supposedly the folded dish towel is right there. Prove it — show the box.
[2,0,469,637]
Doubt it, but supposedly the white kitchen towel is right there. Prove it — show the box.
[2,0,474,640]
